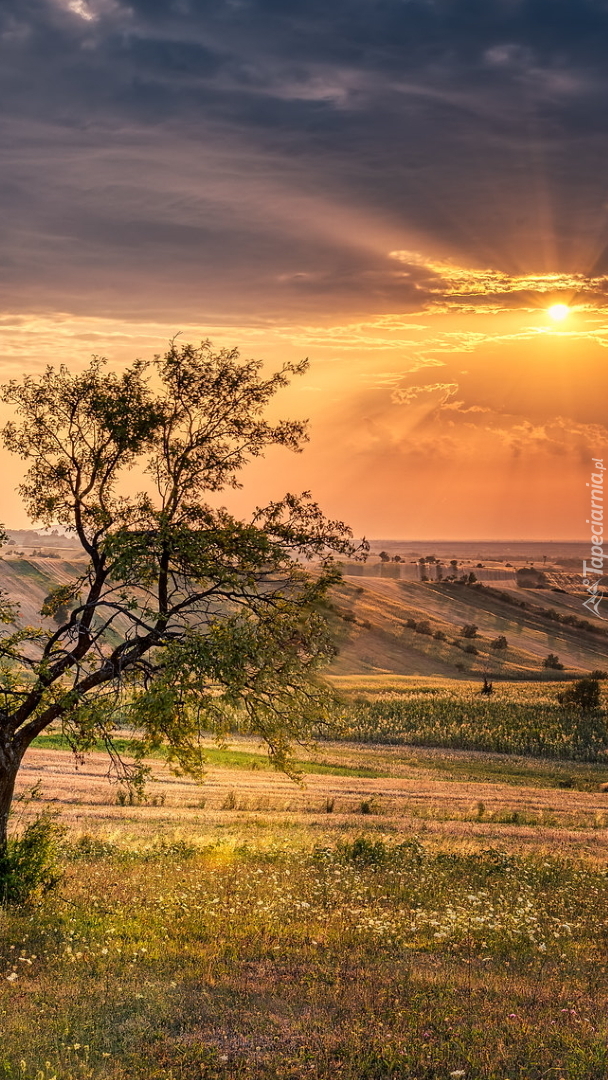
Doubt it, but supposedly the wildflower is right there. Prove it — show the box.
[450,1072,466,1078]
[6,972,17,982]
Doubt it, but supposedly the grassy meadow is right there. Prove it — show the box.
[2,677,608,1078]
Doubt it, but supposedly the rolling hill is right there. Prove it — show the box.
[0,553,605,680]
[326,574,608,678]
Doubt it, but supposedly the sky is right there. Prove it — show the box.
[1,0,608,538]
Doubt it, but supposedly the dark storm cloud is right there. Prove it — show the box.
[3,0,608,318]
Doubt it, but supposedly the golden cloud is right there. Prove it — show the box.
[389,250,608,311]
[391,382,459,406]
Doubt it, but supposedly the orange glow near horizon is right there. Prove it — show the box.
[0,283,605,541]
[0,250,604,540]
[3,0,608,542]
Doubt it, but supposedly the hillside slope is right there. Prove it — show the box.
[327,576,608,678]
[0,556,605,679]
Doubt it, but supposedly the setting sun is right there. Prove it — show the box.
[547,303,570,320]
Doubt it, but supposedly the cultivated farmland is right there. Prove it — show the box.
[3,672,608,1079]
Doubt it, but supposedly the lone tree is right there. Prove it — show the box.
[489,635,508,651]
[0,341,358,852]
[543,653,564,671]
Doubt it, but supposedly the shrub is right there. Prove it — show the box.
[461,624,478,639]
[557,678,602,711]
[433,629,447,641]
[464,643,479,655]
[415,620,432,635]
[591,670,608,680]
[0,811,65,905]
[490,635,508,650]
[339,836,387,865]
[405,618,417,629]
[543,653,564,670]
[69,834,118,859]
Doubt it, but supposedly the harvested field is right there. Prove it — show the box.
[17,742,608,859]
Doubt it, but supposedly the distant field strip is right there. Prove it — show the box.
[31,734,384,778]
[339,681,608,761]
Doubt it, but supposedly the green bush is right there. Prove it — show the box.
[0,811,65,905]
[558,678,602,711]
[339,835,388,865]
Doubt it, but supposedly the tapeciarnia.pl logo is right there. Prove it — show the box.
[582,457,607,620]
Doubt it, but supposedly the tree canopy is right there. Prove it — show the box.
[0,341,359,849]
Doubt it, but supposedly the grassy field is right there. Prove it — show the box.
[3,677,608,1078]
[2,820,608,1079]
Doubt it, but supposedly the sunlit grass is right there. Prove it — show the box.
[8,671,608,1078]
[32,733,384,779]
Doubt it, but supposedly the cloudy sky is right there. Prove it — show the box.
[2,0,608,537]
